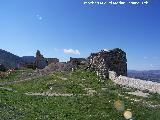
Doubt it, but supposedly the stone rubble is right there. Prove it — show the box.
[25,92,73,97]
[84,88,97,96]
[0,87,17,92]
[46,58,59,65]
[59,77,68,80]
[36,62,76,76]
[25,88,98,97]
[68,57,87,66]
[127,91,149,97]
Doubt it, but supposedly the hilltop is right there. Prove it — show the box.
[0,68,160,120]
[0,48,160,119]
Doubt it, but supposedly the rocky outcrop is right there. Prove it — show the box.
[87,48,127,79]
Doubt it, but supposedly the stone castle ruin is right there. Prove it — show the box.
[47,58,59,65]
[87,48,127,79]
[0,48,127,80]
[67,57,87,67]
[33,48,127,79]
[35,50,48,69]
[2,48,160,94]
[34,50,59,69]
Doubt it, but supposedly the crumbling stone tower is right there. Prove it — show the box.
[35,50,48,69]
[88,48,127,79]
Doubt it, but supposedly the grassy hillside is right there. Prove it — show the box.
[0,69,160,120]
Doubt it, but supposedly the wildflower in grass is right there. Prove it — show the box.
[125,96,129,99]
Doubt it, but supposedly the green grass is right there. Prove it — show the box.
[0,69,160,120]
[0,69,33,83]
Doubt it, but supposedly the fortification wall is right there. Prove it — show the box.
[109,71,117,80]
[88,48,127,79]
[47,58,59,65]
[109,71,160,94]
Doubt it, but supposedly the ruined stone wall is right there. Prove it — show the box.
[68,57,87,66]
[35,50,48,69]
[88,48,127,79]
[47,58,59,65]
[109,71,117,80]
[34,50,60,69]
[109,71,160,94]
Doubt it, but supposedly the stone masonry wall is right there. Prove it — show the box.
[47,58,59,65]
[67,57,87,68]
[88,48,127,79]
[109,71,160,94]
[109,71,117,80]
[35,50,48,69]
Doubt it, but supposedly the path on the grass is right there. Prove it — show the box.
[0,76,42,86]
[25,92,73,97]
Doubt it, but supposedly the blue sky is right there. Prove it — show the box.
[0,0,160,70]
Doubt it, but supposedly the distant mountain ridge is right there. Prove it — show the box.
[128,70,160,83]
[21,56,35,63]
[0,49,37,69]
[0,49,60,70]
[0,49,24,69]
